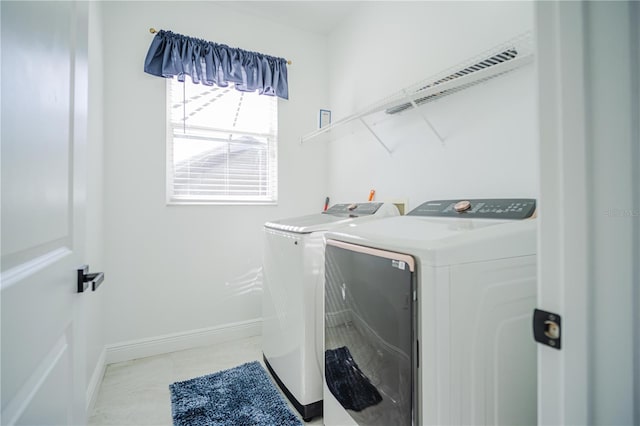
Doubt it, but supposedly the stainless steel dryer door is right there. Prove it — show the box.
[324,240,417,426]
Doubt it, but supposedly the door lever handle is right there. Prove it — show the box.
[77,265,105,293]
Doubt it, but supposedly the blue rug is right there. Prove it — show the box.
[169,361,303,426]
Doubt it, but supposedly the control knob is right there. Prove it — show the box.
[454,200,471,212]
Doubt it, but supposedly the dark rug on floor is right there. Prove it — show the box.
[169,361,303,426]
[325,346,383,412]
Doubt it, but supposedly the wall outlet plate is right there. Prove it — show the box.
[388,199,408,215]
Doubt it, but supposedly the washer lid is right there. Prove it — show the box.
[326,215,536,266]
[265,213,358,234]
[264,202,399,234]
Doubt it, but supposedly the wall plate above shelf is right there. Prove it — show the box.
[300,31,534,150]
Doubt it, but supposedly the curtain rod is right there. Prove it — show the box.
[149,28,292,65]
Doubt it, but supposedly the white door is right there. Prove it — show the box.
[535,1,639,424]
[1,1,90,424]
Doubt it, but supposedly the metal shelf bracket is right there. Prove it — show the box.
[358,117,392,154]
[403,89,445,144]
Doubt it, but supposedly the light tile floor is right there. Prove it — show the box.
[89,336,322,425]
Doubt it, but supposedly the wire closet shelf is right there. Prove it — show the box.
[300,31,534,146]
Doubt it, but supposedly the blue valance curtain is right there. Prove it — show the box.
[144,30,289,99]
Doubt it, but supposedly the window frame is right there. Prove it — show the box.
[165,79,279,206]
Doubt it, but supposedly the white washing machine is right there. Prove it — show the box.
[262,202,399,421]
[323,198,538,426]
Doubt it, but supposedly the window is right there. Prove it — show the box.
[166,78,278,204]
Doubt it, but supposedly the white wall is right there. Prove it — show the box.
[325,2,537,209]
[101,2,328,346]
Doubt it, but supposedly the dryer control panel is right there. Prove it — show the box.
[408,199,536,219]
[324,202,383,217]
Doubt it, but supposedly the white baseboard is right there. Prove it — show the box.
[104,318,262,365]
[86,347,106,415]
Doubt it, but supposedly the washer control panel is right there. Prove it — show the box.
[408,199,536,219]
[324,202,383,217]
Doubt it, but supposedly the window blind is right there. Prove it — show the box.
[167,78,278,203]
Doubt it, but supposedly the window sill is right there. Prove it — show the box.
[166,200,278,206]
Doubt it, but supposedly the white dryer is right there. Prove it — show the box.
[262,202,399,421]
[323,198,537,426]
